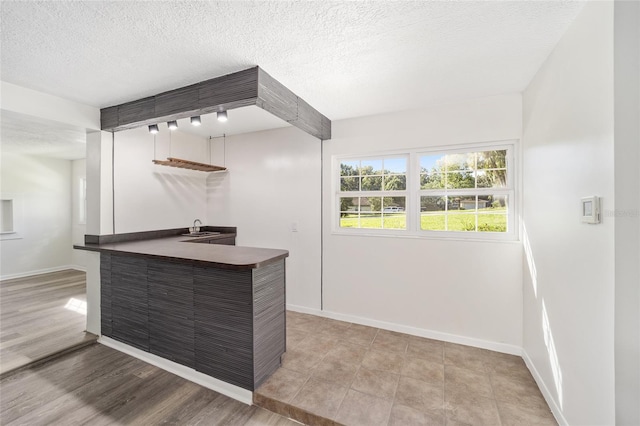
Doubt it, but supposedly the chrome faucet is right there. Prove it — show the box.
[192,219,202,233]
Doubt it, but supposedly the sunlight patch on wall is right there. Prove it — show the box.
[522,223,538,297]
[542,300,563,409]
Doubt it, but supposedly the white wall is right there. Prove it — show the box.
[0,153,73,279]
[613,1,640,424]
[522,2,615,425]
[0,81,100,131]
[206,127,322,310]
[321,94,524,351]
[71,158,87,269]
[112,127,209,233]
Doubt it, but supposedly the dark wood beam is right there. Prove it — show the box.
[100,66,331,140]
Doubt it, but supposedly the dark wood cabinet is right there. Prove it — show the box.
[100,253,112,336]
[194,267,254,389]
[110,255,149,351]
[100,249,285,391]
[147,260,195,368]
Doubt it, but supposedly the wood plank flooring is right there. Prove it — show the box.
[0,343,299,425]
[0,270,96,376]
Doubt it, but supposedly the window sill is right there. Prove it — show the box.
[0,232,22,241]
[331,229,520,244]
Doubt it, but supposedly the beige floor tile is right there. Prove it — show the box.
[444,364,493,400]
[322,318,352,333]
[296,334,339,356]
[483,352,531,380]
[255,367,309,403]
[388,404,445,426]
[445,394,501,426]
[335,389,393,426]
[395,375,444,413]
[362,349,405,374]
[407,337,445,363]
[351,367,400,400]
[286,312,326,334]
[371,330,409,354]
[310,358,359,387]
[281,348,323,375]
[290,377,348,420]
[340,324,378,347]
[444,343,488,371]
[324,341,369,366]
[497,400,557,425]
[446,420,475,426]
[491,373,549,411]
[285,327,308,348]
[401,356,445,385]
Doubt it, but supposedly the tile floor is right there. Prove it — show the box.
[254,311,556,426]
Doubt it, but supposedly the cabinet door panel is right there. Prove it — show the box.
[147,260,195,368]
[111,255,149,350]
[149,314,195,367]
[194,266,254,389]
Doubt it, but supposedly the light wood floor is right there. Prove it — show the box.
[0,343,298,425]
[0,269,96,376]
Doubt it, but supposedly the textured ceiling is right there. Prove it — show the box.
[0,110,88,160]
[1,0,586,121]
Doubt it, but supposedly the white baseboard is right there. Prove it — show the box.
[99,336,253,405]
[286,303,522,356]
[522,349,567,426]
[69,265,87,272]
[0,264,85,281]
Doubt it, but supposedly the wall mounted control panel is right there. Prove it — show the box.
[581,196,601,224]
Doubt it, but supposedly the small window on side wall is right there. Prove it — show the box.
[0,199,14,233]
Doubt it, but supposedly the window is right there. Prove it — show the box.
[0,199,14,233]
[335,142,516,240]
[419,149,510,233]
[338,156,408,230]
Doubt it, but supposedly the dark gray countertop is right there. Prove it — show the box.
[74,230,288,270]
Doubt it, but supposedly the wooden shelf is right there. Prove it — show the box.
[152,157,227,172]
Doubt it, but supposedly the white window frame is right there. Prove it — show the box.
[333,140,518,241]
[334,154,411,235]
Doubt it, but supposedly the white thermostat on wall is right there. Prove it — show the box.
[581,196,601,224]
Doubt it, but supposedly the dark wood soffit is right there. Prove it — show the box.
[100,66,331,140]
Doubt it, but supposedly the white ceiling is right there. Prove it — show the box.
[0,1,586,159]
[0,110,88,160]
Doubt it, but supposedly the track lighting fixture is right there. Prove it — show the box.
[190,116,201,126]
[148,124,159,134]
[167,120,178,131]
[217,110,228,122]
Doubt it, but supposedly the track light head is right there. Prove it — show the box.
[148,124,159,134]
[217,110,228,123]
[167,120,178,131]
[190,116,202,126]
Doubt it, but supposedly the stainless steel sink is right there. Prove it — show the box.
[181,231,221,237]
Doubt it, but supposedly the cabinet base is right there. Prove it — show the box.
[98,336,253,405]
